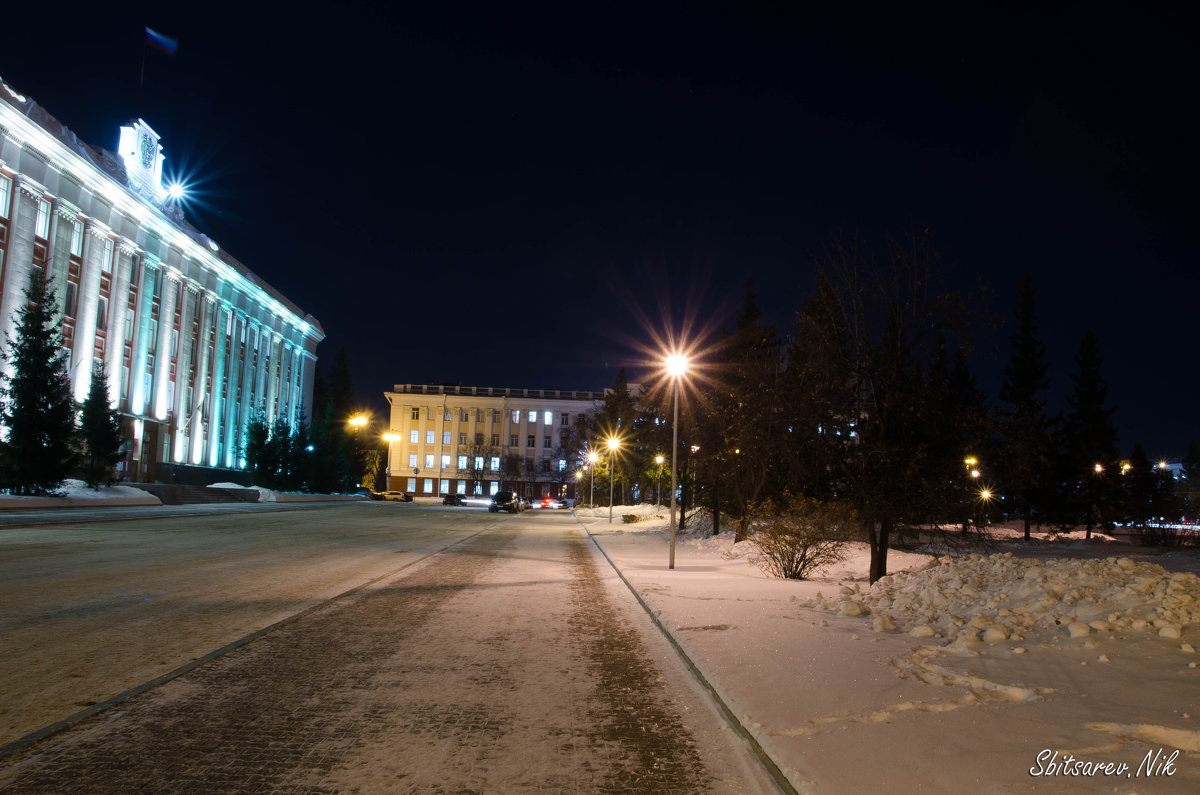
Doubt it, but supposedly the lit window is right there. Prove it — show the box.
[512,410,520,423]
[544,411,552,425]
[490,482,499,496]
[426,430,435,444]
[35,198,50,239]
[441,454,451,468]
[474,456,484,470]
[70,221,83,256]
[474,482,483,495]
[424,478,434,493]
[559,459,567,471]
[408,454,417,467]
[444,409,452,420]
[407,478,417,491]
[456,481,466,495]
[528,410,537,423]
[490,456,500,471]
[457,455,468,469]
[440,479,449,494]
[424,454,434,469]
[410,430,419,444]
[443,431,451,445]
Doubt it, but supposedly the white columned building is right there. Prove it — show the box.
[0,76,324,481]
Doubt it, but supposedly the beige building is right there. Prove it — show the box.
[0,76,323,481]
[384,384,605,500]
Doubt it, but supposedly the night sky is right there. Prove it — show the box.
[4,1,1196,456]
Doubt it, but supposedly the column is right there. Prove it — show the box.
[188,294,214,465]
[152,271,180,419]
[171,283,198,461]
[222,312,245,467]
[236,317,257,455]
[206,303,228,467]
[265,332,282,423]
[127,260,158,416]
[254,328,271,419]
[104,245,136,407]
[69,222,108,401]
[0,178,41,379]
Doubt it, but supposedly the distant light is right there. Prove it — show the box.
[167,183,185,200]
[1159,461,1168,469]
[305,444,315,452]
[980,489,992,501]
[1094,463,1104,474]
[666,353,689,377]
[655,455,664,465]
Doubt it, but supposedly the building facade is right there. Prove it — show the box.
[384,384,605,500]
[0,76,323,481]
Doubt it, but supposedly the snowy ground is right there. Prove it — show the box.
[577,504,1200,793]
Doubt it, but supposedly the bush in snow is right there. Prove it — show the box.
[726,493,856,579]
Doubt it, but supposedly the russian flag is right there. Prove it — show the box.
[145,27,179,55]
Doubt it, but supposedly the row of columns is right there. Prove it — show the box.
[0,172,313,474]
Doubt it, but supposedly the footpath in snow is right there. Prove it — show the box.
[577,504,1200,793]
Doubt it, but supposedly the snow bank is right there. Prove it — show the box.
[806,553,1200,649]
[208,482,276,502]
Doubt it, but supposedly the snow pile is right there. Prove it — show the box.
[808,553,1200,648]
[209,482,276,502]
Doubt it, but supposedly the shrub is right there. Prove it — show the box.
[622,514,640,524]
[725,493,856,579]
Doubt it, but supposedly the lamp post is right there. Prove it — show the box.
[382,432,400,491]
[666,353,688,569]
[655,454,664,506]
[574,469,583,503]
[587,450,599,507]
[607,436,619,523]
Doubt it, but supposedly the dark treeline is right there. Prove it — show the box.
[576,232,1199,583]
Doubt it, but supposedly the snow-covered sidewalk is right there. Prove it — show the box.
[577,505,1200,793]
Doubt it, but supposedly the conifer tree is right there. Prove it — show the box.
[1061,330,1120,537]
[0,272,79,494]
[79,361,123,488]
[997,273,1053,539]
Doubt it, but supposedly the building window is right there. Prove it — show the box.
[444,408,452,420]
[440,479,449,494]
[408,453,418,468]
[411,407,420,420]
[527,435,535,448]
[491,433,499,446]
[512,410,520,423]
[525,457,533,473]
[425,454,434,469]
[410,429,419,444]
[457,455,468,470]
[35,198,51,239]
[102,238,114,273]
[544,436,551,449]
[70,220,83,257]
[559,459,567,471]
[96,296,108,329]
[407,478,417,492]
[528,410,537,423]
[0,174,10,218]
[443,431,451,445]
[474,456,484,470]
[491,410,500,422]
[490,482,499,496]
[441,454,451,469]
[456,432,466,445]
[510,434,518,447]
[424,479,434,493]
[474,482,483,495]
[64,281,78,318]
[475,433,484,445]
[544,411,553,425]
[461,409,469,421]
[456,481,466,495]
[426,430,435,444]
[542,459,551,473]
[489,456,500,471]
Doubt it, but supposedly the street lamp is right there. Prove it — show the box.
[575,469,583,502]
[587,450,599,507]
[607,436,620,523]
[666,352,688,569]
[655,454,664,506]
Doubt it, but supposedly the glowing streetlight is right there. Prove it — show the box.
[667,352,689,569]
[1094,463,1104,474]
[166,182,185,201]
[608,436,620,524]
[349,415,368,429]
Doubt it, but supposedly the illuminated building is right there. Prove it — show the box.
[384,384,604,500]
[0,76,323,480]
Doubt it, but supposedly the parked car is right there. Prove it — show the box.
[378,491,413,502]
[489,490,522,513]
[442,493,466,506]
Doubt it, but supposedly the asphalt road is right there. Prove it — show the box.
[0,503,775,792]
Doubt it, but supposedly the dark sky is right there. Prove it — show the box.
[4,1,1196,456]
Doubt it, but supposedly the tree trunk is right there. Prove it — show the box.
[868,518,892,583]
[711,476,720,536]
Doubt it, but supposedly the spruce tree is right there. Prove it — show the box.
[0,272,79,494]
[79,361,123,488]
[997,273,1053,539]
[1062,330,1120,537]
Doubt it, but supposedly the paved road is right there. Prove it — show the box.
[0,509,774,792]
